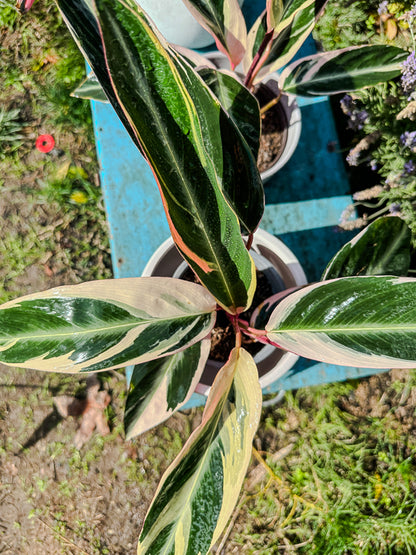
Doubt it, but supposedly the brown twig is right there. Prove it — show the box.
[37,517,90,555]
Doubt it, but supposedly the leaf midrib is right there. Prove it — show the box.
[0,312,209,343]
[272,323,416,334]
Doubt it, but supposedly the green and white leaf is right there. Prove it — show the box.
[198,67,261,158]
[137,347,262,555]
[243,0,327,79]
[58,0,261,313]
[0,278,216,373]
[124,339,210,439]
[280,45,408,96]
[323,216,411,280]
[182,0,247,69]
[266,276,416,368]
[254,1,321,82]
[71,71,108,102]
[266,0,284,30]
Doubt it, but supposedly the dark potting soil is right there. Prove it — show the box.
[256,85,288,174]
[181,267,274,362]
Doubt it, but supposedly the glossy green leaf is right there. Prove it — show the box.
[137,347,262,554]
[58,0,260,313]
[266,276,416,368]
[280,45,408,96]
[0,278,216,373]
[322,217,412,280]
[182,0,247,69]
[198,67,261,158]
[124,339,210,439]
[71,71,108,102]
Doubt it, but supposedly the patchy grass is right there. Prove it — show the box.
[2,1,416,554]
[225,373,416,554]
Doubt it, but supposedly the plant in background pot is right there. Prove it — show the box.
[9,0,416,553]
[177,0,410,177]
[72,0,409,179]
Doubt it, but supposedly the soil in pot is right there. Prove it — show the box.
[256,84,289,174]
[181,267,274,363]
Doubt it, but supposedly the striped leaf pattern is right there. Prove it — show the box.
[267,0,284,30]
[57,0,260,313]
[280,45,408,96]
[198,67,261,160]
[124,339,210,439]
[266,276,416,368]
[254,0,323,82]
[243,0,327,80]
[322,217,411,280]
[182,0,247,68]
[137,347,262,554]
[0,278,216,373]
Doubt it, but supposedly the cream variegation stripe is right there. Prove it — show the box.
[211,348,262,546]
[0,278,216,373]
[137,348,262,555]
[125,339,210,438]
[0,278,216,317]
[274,0,314,34]
[266,276,416,369]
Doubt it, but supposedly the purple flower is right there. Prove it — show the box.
[389,203,401,214]
[340,94,354,116]
[401,51,416,96]
[404,5,416,22]
[370,159,378,171]
[404,160,416,173]
[401,131,416,148]
[378,1,388,15]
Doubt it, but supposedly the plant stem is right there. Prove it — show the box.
[246,233,254,251]
[244,29,274,89]
[260,89,283,115]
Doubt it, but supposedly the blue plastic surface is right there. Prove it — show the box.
[90,1,385,401]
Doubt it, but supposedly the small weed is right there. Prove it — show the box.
[0,107,25,157]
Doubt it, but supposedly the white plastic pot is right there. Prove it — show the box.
[142,228,308,396]
[204,51,302,181]
[139,0,244,49]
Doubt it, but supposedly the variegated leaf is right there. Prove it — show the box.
[58,0,260,313]
[137,347,262,554]
[322,217,411,280]
[182,0,247,69]
[251,0,328,83]
[250,287,304,330]
[71,71,108,102]
[266,276,416,368]
[124,339,210,439]
[243,0,328,80]
[267,0,284,30]
[198,67,261,158]
[280,45,408,96]
[0,278,216,373]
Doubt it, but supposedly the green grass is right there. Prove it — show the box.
[229,378,416,554]
[0,0,111,303]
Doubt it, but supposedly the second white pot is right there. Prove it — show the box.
[139,0,244,49]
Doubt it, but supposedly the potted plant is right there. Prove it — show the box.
[72,0,408,179]
[140,228,308,395]
[9,0,416,553]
